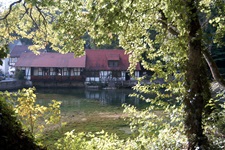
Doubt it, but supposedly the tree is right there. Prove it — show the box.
[0,45,8,65]
[0,95,46,150]
[1,0,225,149]
[2,87,62,137]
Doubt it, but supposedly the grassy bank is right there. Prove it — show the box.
[41,112,131,149]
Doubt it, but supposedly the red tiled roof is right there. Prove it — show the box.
[85,49,141,70]
[10,45,31,57]
[15,52,86,68]
[106,54,120,60]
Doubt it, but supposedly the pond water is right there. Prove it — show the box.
[36,88,151,113]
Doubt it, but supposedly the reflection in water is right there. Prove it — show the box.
[85,89,140,106]
[36,88,150,110]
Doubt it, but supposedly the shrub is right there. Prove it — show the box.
[15,69,25,80]
[0,95,46,150]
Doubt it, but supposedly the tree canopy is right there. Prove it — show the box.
[1,0,225,149]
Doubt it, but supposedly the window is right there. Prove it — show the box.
[63,68,68,76]
[86,71,99,77]
[33,68,39,76]
[38,68,42,76]
[50,68,55,76]
[108,60,119,67]
[10,57,17,63]
[43,68,50,76]
[73,68,80,76]
[57,68,62,76]
[9,57,18,65]
[71,68,83,76]
[112,71,121,77]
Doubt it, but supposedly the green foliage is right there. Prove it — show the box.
[123,105,187,149]
[54,104,188,150]
[1,0,225,149]
[56,130,129,150]
[202,89,225,149]
[0,44,8,65]
[83,32,120,49]
[14,69,25,80]
[2,87,62,138]
[42,117,128,149]
[0,94,45,149]
[54,101,225,149]
[56,131,87,150]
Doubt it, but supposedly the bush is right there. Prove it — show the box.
[15,69,25,80]
[205,102,225,149]
[0,96,46,150]
[55,101,225,150]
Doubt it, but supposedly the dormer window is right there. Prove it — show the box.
[108,60,119,67]
[107,54,120,67]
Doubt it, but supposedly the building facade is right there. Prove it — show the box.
[15,52,86,83]
[85,49,141,83]
[9,45,30,75]
[0,40,22,75]
[15,49,141,87]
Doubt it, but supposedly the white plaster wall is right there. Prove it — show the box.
[25,67,31,80]
[0,58,9,75]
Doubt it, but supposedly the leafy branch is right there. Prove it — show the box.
[203,49,225,89]
[0,0,48,30]
[158,9,225,89]
[158,9,179,36]
[0,0,22,20]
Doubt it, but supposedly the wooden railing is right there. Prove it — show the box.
[31,75,84,82]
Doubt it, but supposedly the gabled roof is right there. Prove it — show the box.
[8,40,22,52]
[106,54,120,60]
[15,52,86,68]
[10,45,31,57]
[85,49,141,70]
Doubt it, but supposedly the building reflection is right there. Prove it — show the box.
[85,89,140,106]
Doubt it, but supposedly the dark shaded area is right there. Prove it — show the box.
[211,45,225,78]
[0,97,46,150]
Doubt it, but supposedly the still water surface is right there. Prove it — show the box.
[36,88,150,113]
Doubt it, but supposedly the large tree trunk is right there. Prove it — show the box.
[184,1,211,149]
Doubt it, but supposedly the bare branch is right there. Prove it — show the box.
[202,49,225,89]
[35,5,47,26]
[200,17,210,28]
[202,36,225,88]
[0,0,22,20]
[20,2,30,19]
[158,10,179,36]
[29,8,39,29]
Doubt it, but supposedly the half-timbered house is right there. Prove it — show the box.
[15,52,86,84]
[85,49,141,84]
[15,49,142,88]
[9,45,31,75]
